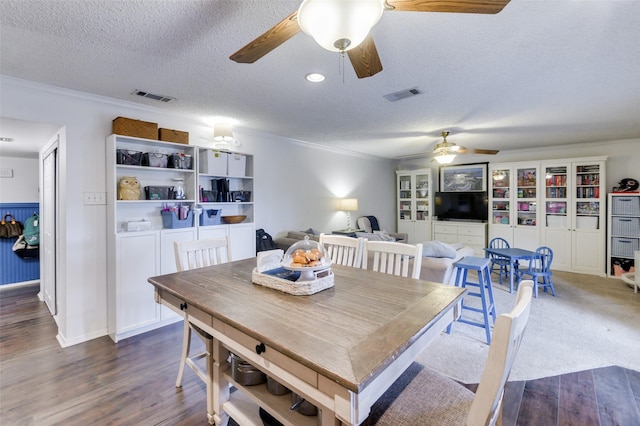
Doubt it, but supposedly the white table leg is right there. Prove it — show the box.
[212,339,230,426]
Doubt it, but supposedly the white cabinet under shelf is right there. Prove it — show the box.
[107,134,196,342]
[396,169,433,243]
[107,135,260,341]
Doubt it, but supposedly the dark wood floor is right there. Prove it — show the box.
[1,284,639,425]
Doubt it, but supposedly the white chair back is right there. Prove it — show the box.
[362,240,423,279]
[467,280,534,424]
[174,237,231,272]
[319,233,365,268]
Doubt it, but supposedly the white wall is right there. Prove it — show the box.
[0,76,395,346]
[0,157,39,202]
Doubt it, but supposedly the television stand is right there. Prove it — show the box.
[433,221,487,257]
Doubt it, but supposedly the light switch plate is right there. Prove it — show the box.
[83,192,106,205]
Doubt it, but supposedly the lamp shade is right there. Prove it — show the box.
[213,123,234,142]
[298,0,384,52]
[336,198,358,211]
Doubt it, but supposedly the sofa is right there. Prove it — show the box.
[357,216,408,244]
[274,230,473,285]
[415,242,474,285]
[273,230,320,251]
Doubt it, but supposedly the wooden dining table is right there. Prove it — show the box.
[148,258,465,426]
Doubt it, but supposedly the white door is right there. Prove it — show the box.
[42,144,58,315]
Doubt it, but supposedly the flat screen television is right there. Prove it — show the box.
[434,191,489,222]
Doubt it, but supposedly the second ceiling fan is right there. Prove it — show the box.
[230,0,511,79]
[433,131,499,164]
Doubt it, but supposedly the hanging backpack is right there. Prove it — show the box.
[256,228,277,253]
[23,213,40,246]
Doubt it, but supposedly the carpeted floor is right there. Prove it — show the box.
[416,270,640,383]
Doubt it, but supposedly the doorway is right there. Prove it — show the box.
[41,137,59,316]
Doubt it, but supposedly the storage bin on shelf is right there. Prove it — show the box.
[200,150,227,175]
[228,153,247,176]
[200,209,222,226]
[145,186,174,200]
[142,152,168,168]
[612,237,640,257]
[612,196,640,216]
[167,153,192,169]
[161,210,194,229]
[612,216,640,236]
[116,149,143,166]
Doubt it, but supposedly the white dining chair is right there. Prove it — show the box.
[362,280,534,426]
[362,240,423,279]
[319,233,365,268]
[173,237,231,416]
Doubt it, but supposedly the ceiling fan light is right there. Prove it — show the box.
[298,0,384,52]
[435,153,456,164]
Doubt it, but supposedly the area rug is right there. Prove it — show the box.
[416,270,640,383]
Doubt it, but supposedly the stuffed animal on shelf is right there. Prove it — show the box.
[118,176,141,200]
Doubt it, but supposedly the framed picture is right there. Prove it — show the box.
[440,163,487,192]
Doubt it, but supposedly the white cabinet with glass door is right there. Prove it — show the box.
[571,159,606,275]
[488,163,540,250]
[540,157,606,274]
[541,163,572,270]
[396,169,433,243]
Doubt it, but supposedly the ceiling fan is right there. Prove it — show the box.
[433,131,499,164]
[230,0,511,79]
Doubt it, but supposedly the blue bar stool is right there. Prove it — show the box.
[446,256,497,344]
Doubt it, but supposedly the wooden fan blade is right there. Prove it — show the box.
[386,0,510,14]
[473,149,500,155]
[230,11,301,63]
[457,147,468,154]
[347,34,383,79]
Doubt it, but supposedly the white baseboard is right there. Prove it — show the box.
[0,280,40,290]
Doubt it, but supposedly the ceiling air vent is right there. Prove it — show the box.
[383,87,422,102]
[132,90,175,103]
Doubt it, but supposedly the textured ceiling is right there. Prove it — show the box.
[1,0,639,159]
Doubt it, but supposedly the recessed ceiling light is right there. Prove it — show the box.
[306,73,325,83]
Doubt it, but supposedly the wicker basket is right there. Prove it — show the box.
[159,128,189,144]
[113,117,158,140]
[252,268,334,296]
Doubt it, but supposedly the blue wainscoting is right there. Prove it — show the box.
[0,203,40,285]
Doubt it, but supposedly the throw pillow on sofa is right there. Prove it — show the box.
[422,240,457,258]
